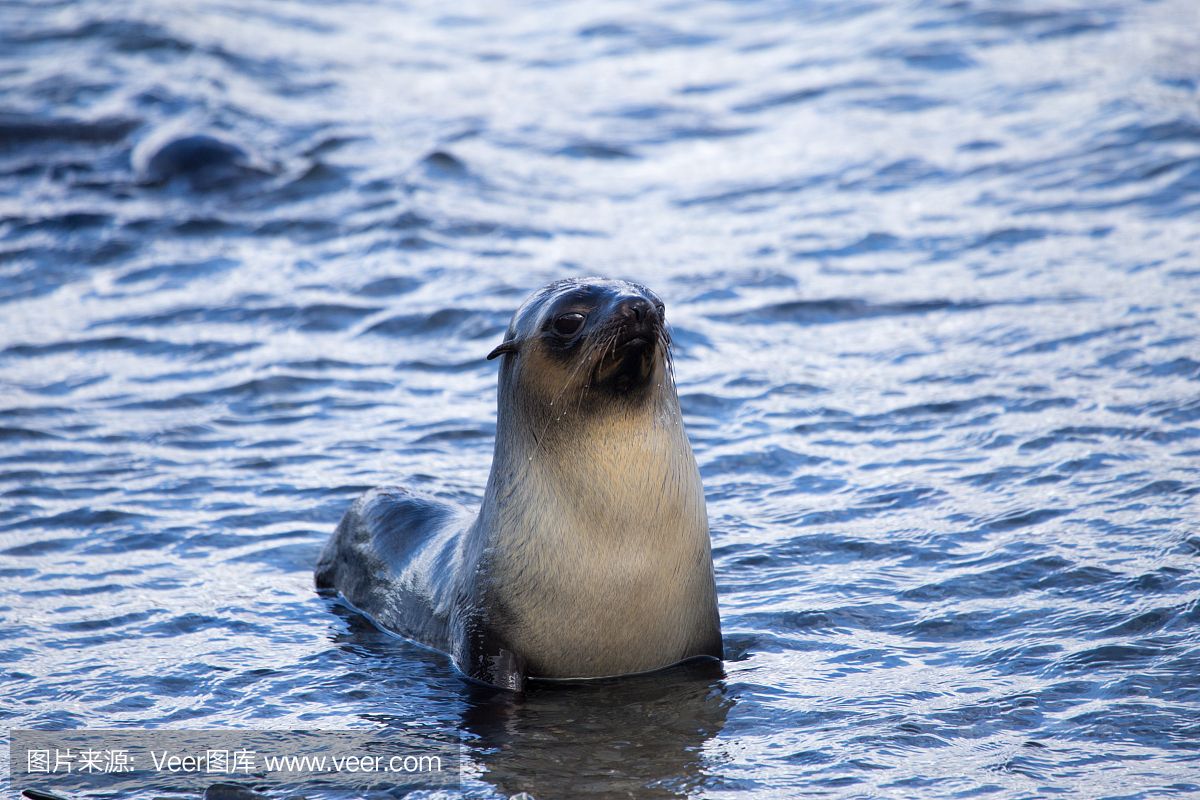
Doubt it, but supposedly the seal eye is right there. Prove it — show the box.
[553,312,585,336]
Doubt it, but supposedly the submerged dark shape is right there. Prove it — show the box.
[316,277,722,691]
[461,661,730,799]
[136,133,269,189]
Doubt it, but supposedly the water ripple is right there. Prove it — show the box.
[1,0,1198,798]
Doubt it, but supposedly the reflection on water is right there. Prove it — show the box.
[462,663,731,800]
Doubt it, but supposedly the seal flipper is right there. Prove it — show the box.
[456,613,526,692]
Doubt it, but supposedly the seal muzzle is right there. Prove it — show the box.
[591,296,665,396]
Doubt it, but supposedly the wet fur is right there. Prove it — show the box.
[316,278,722,690]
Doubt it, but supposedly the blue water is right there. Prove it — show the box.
[2,0,1199,797]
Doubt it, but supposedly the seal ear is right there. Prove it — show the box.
[486,340,519,360]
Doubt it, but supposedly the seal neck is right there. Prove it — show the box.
[483,378,706,550]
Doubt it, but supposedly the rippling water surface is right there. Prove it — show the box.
[2,0,1199,797]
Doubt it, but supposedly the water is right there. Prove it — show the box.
[1,0,1198,797]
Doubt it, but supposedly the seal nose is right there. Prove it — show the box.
[617,297,654,324]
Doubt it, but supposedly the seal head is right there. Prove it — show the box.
[488,277,668,400]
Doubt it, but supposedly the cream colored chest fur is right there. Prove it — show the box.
[487,405,718,677]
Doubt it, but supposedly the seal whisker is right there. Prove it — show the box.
[519,324,612,472]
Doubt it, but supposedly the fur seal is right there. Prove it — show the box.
[315,277,722,690]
